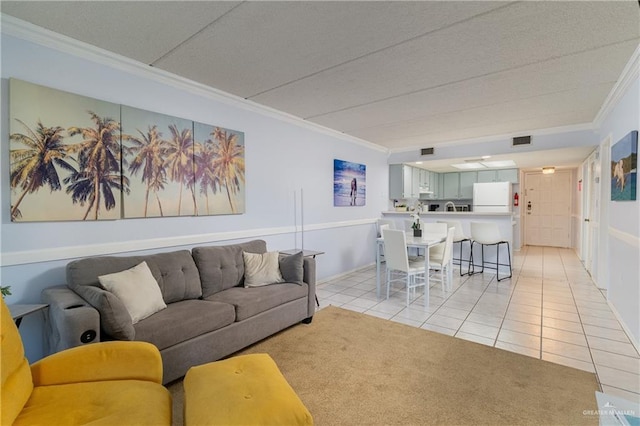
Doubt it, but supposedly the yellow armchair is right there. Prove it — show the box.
[1,298,171,425]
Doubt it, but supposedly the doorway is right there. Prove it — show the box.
[523,170,572,247]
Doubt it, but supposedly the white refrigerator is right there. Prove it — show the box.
[473,182,512,213]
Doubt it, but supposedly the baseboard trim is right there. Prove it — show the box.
[607,300,640,355]
[1,218,377,267]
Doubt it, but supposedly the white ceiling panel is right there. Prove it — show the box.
[0,1,240,64]
[312,41,637,134]
[153,1,505,98]
[252,1,639,119]
[353,83,611,148]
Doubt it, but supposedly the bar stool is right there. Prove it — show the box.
[438,220,472,276]
[469,222,512,281]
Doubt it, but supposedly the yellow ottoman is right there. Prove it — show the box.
[184,353,313,426]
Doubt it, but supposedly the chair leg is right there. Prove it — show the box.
[386,270,391,299]
[406,275,411,307]
[468,241,475,275]
[496,242,513,282]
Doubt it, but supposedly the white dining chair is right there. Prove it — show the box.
[381,228,426,307]
[421,222,447,258]
[376,219,395,237]
[438,220,472,276]
[469,221,512,281]
[428,227,456,292]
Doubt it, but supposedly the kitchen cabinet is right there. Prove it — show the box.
[442,172,476,199]
[411,168,420,197]
[429,172,440,198]
[477,168,519,183]
[459,171,477,198]
[442,173,459,199]
[389,164,419,199]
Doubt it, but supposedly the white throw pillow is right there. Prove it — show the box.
[98,261,167,324]
[243,251,285,287]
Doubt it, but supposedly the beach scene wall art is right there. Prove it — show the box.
[9,79,246,221]
[333,159,366,207]
[193,121,245,215]
[9,79,122,222]
[610,130,637,201]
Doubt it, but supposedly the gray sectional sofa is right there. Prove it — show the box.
[42,240,316,384]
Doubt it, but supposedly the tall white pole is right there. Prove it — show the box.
[293,190,298,250]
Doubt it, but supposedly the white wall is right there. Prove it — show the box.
[0,28,388,361]
[596,69,640,347]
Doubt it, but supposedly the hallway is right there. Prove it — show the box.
[317,245,640,402]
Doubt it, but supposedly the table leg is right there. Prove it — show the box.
[423,245,430,309]
[376,240,381,300]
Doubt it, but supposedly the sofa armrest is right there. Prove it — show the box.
[30,341,163,386]
[303,257,316,317]
[41,286,101,356]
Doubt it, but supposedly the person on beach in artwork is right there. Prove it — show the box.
[350,178,357,206]
[614,159,625,192]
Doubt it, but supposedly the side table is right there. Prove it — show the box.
[8,304,48,328]
[280,249,324,307]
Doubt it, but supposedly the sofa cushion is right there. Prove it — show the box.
[67,250,202,304]
[74,286,135,340]
[98,262,167,324]
[192,240,267,297]
[243,251,284,287]
[205,283,308,322]
[133,300,235,350]
[279,252,304,284]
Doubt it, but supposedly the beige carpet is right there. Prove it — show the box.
[169,306,599,425]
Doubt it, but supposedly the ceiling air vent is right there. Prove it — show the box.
[512,136,531,146]
[420,147,434,156]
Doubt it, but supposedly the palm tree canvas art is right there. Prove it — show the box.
[9,79,123,222]
[194,122,245,215]
[121,106,196,218]
[9,79,247,222]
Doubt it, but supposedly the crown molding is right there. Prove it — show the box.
[0,14,387,153]
[593,43,640,127]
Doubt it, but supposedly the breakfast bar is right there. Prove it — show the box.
[381,211,516,276]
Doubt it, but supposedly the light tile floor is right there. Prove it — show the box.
[316,246,640,403]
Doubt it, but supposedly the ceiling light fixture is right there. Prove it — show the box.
[481,155,491,159]
[542,167,556,174]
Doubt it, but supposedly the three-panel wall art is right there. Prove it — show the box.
[9,79,245,222]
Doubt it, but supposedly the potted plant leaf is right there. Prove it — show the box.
[411,213,421,237]
[1,285,12,299]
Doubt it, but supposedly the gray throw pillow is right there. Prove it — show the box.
[74,285,135,340]
[279,251,304,285]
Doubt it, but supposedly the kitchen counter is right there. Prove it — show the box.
[383,211,514,216]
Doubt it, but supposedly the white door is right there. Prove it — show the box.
[581,160,592,268]
[524,171,572,247]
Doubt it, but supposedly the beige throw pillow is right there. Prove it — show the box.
[243,251,285,287]
[98,261,167,324]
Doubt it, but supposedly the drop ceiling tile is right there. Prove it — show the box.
[348,83,611,146]
[1,1,240,64]
[252,1,639,118]
[311,42,637,133]
[152,1,505,98]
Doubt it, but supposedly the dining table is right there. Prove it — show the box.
[375,232,446,308]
